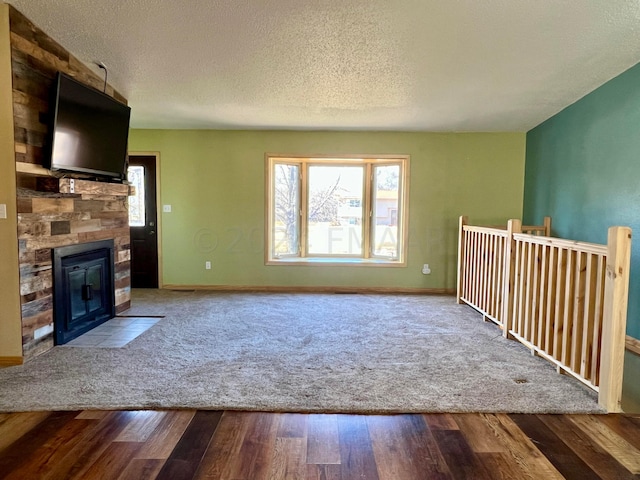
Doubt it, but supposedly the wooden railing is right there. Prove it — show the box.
[457,216,632,412]
[457,225,509,325]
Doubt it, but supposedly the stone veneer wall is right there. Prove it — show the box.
[9,5,131,359]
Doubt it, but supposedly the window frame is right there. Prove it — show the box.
[265,154,410,267]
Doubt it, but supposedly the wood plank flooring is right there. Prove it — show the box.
[0,410,639,479]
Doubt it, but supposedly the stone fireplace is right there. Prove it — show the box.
[52,240,116,344]
[4,5,132,361]
[16,178,132,359]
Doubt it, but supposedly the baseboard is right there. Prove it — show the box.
[627,335,640,356]
[161,284,456,295]
[0,356,23,367]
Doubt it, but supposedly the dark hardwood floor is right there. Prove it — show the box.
[0,410,639,479]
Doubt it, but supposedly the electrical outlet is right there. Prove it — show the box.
[0,204,6,219]
[422,263,431,275]
[163,205,172,213]
[205,261,212,270]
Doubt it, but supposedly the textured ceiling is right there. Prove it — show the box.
[8,0,640,131]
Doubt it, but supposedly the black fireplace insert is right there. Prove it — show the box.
[52,239,116,344]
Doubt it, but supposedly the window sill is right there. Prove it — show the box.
[266,257,406,267]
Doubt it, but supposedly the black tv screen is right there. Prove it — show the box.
[47,72,131,182]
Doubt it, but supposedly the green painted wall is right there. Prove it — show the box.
[524,62,640,340]
[129,130,525,290]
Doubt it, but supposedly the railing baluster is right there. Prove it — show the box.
[591,255,605,385]
[524,242,534,342]
[580,253,596,379]
[537,245,548,351]
[489,234,497,317]
[562,250,575,367]
[571,252,586,372]
[516,240,526,337]
[545,246,558,355]
[495,236,504,323]
[531,243,541,345]
[553,248,567,361]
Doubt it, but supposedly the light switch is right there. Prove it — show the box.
[163,205,172,213]
[0,204,6,219]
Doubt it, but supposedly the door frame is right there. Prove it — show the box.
[128,151,163,288]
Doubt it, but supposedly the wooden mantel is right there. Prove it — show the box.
[58,178,134,196]
[16,176,134,198]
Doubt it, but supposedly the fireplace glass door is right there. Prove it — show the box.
[66,260,108,327]
[53,240,115,344]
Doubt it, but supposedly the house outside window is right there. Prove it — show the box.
[266,155,409,266]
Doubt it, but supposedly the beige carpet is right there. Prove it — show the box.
[0,290,602,413]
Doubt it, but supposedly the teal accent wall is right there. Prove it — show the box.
[129,130,526,290]
[524,62,640,340]
[524,62,640,412]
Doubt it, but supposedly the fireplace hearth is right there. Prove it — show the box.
[52,240,116,345]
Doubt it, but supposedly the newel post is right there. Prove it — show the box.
[501,219,521,337]
[599,226,632,412]
[456,216,468,304]
[543,216,552,237]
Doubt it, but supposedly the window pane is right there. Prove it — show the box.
[307,165,363,255]
[267,155,407,264]
[127,165,145,227]
[372,165,400,258]
[273,163,300,256]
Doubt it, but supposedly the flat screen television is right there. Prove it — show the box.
[46,72,131,182]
